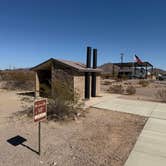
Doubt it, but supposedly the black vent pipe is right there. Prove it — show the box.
[86,47,91,68]
[93,49,97,69]
[91,48,97,97]
[85,47,91,99]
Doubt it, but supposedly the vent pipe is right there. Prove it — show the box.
[85,47,91,99]
[86,47,91,68]
[93,49,97,69]
[91,48,97,97]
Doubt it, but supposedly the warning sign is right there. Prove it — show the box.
[34,99,47,122]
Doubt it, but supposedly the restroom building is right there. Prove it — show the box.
[31,47,102,100]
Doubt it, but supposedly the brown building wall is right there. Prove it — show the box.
[35,63,101,100]
[74,74,101,100]
[96,75,101,96]
[73,75,85,100]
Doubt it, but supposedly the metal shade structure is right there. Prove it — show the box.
[112,61,153,79]
[113,62,153,68]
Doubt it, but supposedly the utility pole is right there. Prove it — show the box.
[120,53,124,69]
[120,53,124,64]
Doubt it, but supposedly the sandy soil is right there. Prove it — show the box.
[101,79,166,102]
[120,81,166,102]
[0,90,147,166]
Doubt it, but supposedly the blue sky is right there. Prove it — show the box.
[0,0,166,69]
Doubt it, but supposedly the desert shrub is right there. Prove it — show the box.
[16,71,84,121]
[126,85,136,95]
[138,80,149,87]
[156,89,166,102]
[121,75,128,80]
[108,85,124,94]
[40,83,52,97]
[47,78,84,120]
[1,70,35,90]
[1,70,34,81]
[103,81,111,85]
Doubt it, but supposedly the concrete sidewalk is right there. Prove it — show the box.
[90,94,166,166]
[125,118,166,166]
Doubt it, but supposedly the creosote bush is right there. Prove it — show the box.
[126,85,136,95]
[1,70,35,90]
[103,81,111,85]
[17,71,84,121]
[108,84,124,94]
[156,89,166,103]
[139,80,149,87]
[47,79,84,121]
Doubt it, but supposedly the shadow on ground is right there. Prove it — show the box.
[17,92,35,97]
[7,135,39,155]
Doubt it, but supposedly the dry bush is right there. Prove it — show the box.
[138,80,149,87]
[108,85,124,94]
[16,72,84,121]
[47,79,84,120]
[126,86,136,95]
[1,70,35,90]
[156,89,166,102]
[103,81,111,85]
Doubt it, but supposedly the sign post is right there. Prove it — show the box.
[33,99,47,155]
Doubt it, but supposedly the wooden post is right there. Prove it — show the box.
[38,122,41,155]
[35,72,40,97]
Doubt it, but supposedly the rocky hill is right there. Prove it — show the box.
[152,68,166,75]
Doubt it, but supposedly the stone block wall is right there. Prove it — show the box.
[96,75,101,96]
[73,75,85,100]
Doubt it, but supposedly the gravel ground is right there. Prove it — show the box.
[101,79,166,102]
[0,90,147,166]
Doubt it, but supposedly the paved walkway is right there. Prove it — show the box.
[88,94,166,166]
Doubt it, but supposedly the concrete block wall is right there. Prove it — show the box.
[74,74,101,100]
[96,75,101,96]
[73,75,85,100]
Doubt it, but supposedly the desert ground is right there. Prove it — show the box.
[101,79,166,102]
[0,89,147,166]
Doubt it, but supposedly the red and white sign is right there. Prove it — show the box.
[34,99,47,122]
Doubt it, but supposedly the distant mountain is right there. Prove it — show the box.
[152,68,166,75]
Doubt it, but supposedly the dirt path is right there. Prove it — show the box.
[0,90,147,166]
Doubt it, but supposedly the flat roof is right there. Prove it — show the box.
[113,62,153,67]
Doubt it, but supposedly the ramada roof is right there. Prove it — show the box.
[31,58,102,73]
